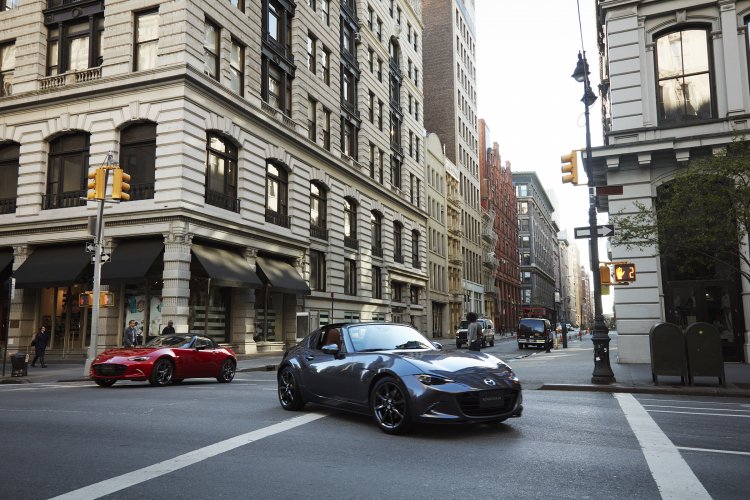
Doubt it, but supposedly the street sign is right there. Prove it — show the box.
[85,242,96,253]
[91,253,111,264]
[614,263,636,282]
[574,224,615,239]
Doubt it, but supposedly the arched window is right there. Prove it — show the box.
[310,182,327,239]
[120,122,156,200]
[44,133,90,209]
[205,134,239,212]
[655,29,712,124]
[411,230,420,268]
[265,162,289,227]
[344,198,358,249]
[370,211,382,257]
[0,142,19,214]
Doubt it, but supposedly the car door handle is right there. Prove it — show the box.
[305,355,315,361]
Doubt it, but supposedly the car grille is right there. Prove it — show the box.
[457,331,467,339]
[93,364,127,376]
[457,390,518,417]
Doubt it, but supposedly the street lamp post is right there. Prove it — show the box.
[572,52,616,384]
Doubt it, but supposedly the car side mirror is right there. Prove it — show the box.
[321,344,340,357]
[432,342,442,350]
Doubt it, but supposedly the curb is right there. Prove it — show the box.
[1,378,31,384]
[539,383,750,399]
[239,365,278,373]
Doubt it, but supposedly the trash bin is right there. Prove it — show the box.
[685,322,726,386]
[10,352,29,377]
[649,323,688,386]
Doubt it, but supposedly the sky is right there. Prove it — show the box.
[474,0,614,314]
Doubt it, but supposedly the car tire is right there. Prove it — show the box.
[370,377,416,435]
[518,343,524,349]
[278,367,305,411]
[456,342,462,349]
[490,338,495,347]
[216,359,236,383]
[94,379,116,387]
[149,359,174,387]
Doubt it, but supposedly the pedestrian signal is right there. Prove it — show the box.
[112,168,131,201]
[599,266,611,285]
[613,263,636,282]
[79,292,94,308]
[100,292,115,307]
[87,168,106,200]
[561,150,579,185]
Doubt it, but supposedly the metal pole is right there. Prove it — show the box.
[582,52,615,384]
[1,278,12,376]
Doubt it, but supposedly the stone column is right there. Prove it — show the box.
[9,246,35,351]
[719,1,744,115]
[162,223,192,334]
[232,248,258,354]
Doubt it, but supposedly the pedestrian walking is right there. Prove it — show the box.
[161,320,175,336]
[123,320,137,348]
[466,312,481,352]
[30,326,50,368]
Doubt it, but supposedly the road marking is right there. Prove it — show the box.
[677,447,750,457]
[49,411,332,500]
[642,404,750,412]
[639,398,750,406]
[647,410,750,418]
[615,393,711,500]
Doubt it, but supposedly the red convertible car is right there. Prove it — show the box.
[90,334,237,387]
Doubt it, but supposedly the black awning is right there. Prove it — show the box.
[256,257,311,295]
[12,243,90,289]
[191,244,262,289]
[0,248,13,283]
[101,238,164,285]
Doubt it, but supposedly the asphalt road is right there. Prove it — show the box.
[1,369,747,499]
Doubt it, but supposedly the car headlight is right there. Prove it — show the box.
[495,368,517,380]
[416,374,455,385]
[128,356,151,361]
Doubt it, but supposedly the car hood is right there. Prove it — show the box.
[97,347,163,360]
[398,350,512,377]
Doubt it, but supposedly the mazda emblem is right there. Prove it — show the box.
[483,378,496,386]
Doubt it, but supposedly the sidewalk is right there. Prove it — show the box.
[508,333,750,398]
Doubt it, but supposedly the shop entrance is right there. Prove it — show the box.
[40,284,87,351]
[432,302,443,338]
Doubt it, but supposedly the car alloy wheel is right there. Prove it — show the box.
[217,359,235,383]
[149,359,173,387]
[371,378,415,435]
[278,367,305,411]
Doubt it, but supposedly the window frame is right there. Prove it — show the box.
[372,265,382,299]
[47,133,90,197]
[310,250,326,292]
[119,122,157,199]
[0,41,15,97]
[206,133,238,200]
[344,258,357,295]
[394,222,402,257]
[344,198,357,239]
[306,34,316,75]
[370,211,382,249]
[265,161,288,216]
[230,38,244,96]
[310,181,326,230]
[134,9,159,72]
[46,14,105,76]
[307,98,317,142]
[322,47,330,85]
[0,142,20,207]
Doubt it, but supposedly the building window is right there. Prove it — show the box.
[310,182,326,230]
[414,68,418,87]
[377,19,383,42]
[415,138,420,162]
[368,48,374,72]
[369,143,376,179]
[321,0,329,25]
[342,70,355,105]
[119,122,156,201]
[410,286,418,305]
[392,282,402,302]
[520,219,529,231]
[371,211,382,251]
[203,20,220,80]
[409,130,413,157]
[367,6,374,30]
[377,58,383,82]
[44,133,90,209]
[310,250,326,292]
[0,142,19,213]
[263,61,292,116]
[230,39,244,95]
[656,29,712,124]
[522,252,530,265]
[344,259,357,295]
[372,266,382,299]
[416,178,420,206]
[344,312,360,323]
[377,100,383,130]
[319,48,329,85]
[369,91,375,123]
[521,236,530,249]
[344,198,357,239]
[307,35,316,74]
[411,230,419,265]
[415,102,419,121]
[413,33,418,52]
[307,98,317,141]
[0,42,14,97]
[391,156,401,189]
[266,162,288,217]
[342,121,355,158]
[46,16,104,76]
[522,271,531,284]
[410,173,414,203]
[323,109,331,150]
[134,10,159,72]
[1,0,17,12]
[307,0,315,11]
[516,184,528,197]
[206,134,238,211]
[262,0,294,116]
[518,201,528,214]
[397,7,401,25]
[378,148,384,183]
[394,222,402,257]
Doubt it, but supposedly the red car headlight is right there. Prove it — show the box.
[129,356,151,362]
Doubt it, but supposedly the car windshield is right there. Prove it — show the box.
[145,335,194,348]
[457,321,469,329]
[518,319,545,334]
[348,324,435,352]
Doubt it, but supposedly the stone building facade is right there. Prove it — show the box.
[445,156,463,331]
[0,0,428,355]
[592,0,750,362]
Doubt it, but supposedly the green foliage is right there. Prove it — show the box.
[610,132,750,285]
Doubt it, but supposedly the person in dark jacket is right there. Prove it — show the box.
[161,320,175,335]
[31,326,50,368]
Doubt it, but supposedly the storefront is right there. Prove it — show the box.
[0,248,13,346]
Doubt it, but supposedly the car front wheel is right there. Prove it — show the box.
[149,359,174,387]
[217,359,235,383]
[278,367,305,411]
[370,377,415,435]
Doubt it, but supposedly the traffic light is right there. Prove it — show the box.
[79,292,93,308]
[614,263,637,282]
[100,292,114,307]
[561,150,579,185]
[599,266,611,285]
[112,168,131,201]
[87,168,106,200]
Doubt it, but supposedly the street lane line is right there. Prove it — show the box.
[48,410,332,500]
[677,447,750,457]
[615,393,711,500]
[642,405,750,412]
[639,398,750,406]
[647,410,750,418]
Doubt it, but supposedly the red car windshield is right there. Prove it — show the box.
[145,335,194,348]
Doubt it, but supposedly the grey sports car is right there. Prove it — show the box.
[277,322,523,434]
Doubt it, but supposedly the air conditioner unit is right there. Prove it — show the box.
[353,32,362,43]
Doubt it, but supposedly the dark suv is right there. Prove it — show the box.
[517,318,553,349]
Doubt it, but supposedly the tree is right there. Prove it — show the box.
[610,133,750,286]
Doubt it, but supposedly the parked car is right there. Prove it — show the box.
[517,318,554,350]
[455,318,495,348]
[278,323,523,434]
[90,334,237,387]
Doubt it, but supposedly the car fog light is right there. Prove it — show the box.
[417,374,454,385]
[129,356,151,361]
